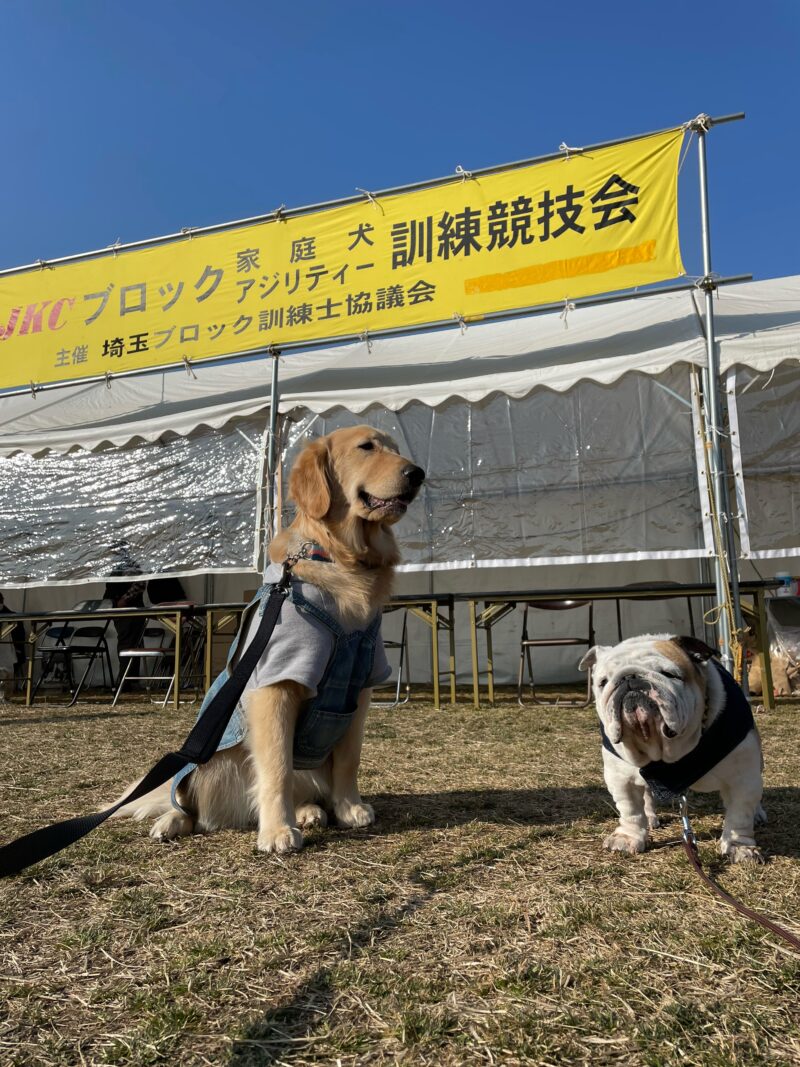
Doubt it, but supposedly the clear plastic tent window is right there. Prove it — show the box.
[0,420,264,585]
[281,367,706,569]
[730,363,800,558]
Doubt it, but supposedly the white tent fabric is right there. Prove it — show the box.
[281,370,710,572]
[2,275,798,457]
[728,363,800,560]
[0,359,274,456]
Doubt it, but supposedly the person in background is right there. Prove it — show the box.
[146,576,189,605]
[103,578,147,686]
[147,577,194,690]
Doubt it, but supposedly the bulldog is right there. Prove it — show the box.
[580,634,764,863]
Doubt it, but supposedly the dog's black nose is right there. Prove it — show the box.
[623,675,649,692]
[403,465,425,487]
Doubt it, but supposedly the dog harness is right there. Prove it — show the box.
[600,660,756,802]
[171,548,390,812]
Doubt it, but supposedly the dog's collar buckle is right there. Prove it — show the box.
[279,542,333,590]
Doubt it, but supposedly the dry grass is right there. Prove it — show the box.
[1,692,799,1066]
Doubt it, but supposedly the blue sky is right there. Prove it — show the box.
[2,0,798,283]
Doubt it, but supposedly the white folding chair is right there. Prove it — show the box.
[112,623,176,707]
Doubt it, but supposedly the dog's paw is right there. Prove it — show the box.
[295,803,328,829]
[721,841,765,864]
[334,800,375,829]
[603,829,647,855]
[257,825,304,854]
[150,810,194,841]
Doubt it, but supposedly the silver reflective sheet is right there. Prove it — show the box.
[734,363,800,554]
[0,420,263,584]
[281,367,704,566]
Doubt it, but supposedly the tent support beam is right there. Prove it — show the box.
[694,115,746,675]
[265,347,281,556]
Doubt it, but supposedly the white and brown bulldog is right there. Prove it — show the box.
[580,634,764,863]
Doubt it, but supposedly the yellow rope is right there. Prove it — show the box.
[692,368,747,683]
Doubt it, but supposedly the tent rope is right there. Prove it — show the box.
[677,129,696,175]
[691,366,746,682]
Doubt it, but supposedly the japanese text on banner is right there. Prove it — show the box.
[0,129,685,390]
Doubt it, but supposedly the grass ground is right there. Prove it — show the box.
[1,692,799,1066]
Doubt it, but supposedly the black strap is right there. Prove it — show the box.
[0,579,290,878]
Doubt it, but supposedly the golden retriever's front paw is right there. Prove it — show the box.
[603,828,647,855]
[334,800,375,829]
[296,803,328,829]
[257,825,303,854]
[721,841,764,864]
[150,810,194,841]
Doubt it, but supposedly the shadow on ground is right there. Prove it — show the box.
[228,785,800,1064]
[228,850,496,1066]
[370,785,612,829]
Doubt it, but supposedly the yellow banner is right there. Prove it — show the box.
[0,129,684,390]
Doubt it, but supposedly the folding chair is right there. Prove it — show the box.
[177,615,206,697]
[517,600,595,707]
[65,621,116,707]
[30,624,77,699]
[112,624,176,707]
[373,608,411,708]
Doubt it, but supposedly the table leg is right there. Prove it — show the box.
[431,603,441,711]
[486,621,495,707]
[754,591,774,711]
[468,600,480,709]
[25,633,36,707]
[174,612,182,710]
[205,611,213,691]
[447,603,456,705]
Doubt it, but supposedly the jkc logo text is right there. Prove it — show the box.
[0,298,75,341]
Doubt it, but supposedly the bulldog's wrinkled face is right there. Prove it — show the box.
[580,634,717,765]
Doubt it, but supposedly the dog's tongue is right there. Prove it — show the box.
[367,493,407,513]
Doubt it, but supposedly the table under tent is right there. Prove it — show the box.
[1,275,798,695]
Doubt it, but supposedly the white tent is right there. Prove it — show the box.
[5,275,799,457]
[2,275,799,682]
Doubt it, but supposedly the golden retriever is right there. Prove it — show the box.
[112,426,424,853]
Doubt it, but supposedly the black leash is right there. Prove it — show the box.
[0,565,293,878]
[678,796,800,954]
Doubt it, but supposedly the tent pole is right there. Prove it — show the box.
[266,347,281,551]
[694,116,745,673]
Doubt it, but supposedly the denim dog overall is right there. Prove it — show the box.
[171,555,382,813]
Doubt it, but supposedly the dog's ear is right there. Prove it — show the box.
[290,438,331,519]
[671,635,720,663]
[579,646,606,671]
